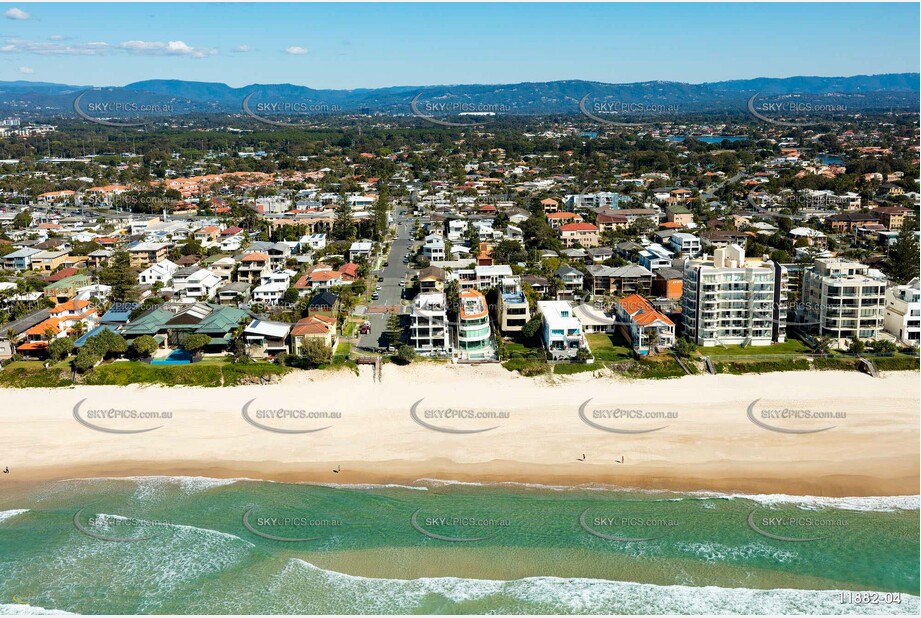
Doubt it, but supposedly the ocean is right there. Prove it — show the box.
[0,477,917,614]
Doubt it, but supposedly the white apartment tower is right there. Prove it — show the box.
[801,258,887,340]
[682,244,788,347]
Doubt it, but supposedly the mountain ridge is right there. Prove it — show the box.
[0,73,917,116]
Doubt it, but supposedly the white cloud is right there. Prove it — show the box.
[4,8,30,21]
[232,44,251,53]
[118,39,217,58]
[48,34,67,41]
[284,46,308,55]
[0,38,106,56]
[18,66,33,74]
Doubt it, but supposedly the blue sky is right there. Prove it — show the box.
[1,3,918,88]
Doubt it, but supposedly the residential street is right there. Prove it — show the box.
[358,209,417,351]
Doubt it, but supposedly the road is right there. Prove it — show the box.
[358,208,418,351]
[700,172,745,201]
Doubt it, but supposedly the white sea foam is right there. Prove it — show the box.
[0,604,76,615]
[665,492,921,512]
[278,559,919,615]
[0,509,28,523]
[414,478,920,512]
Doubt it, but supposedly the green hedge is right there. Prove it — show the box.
[872,356,920,372]
[812,357,857,371]
[715,358,811,375]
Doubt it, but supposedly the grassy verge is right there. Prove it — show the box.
[813,357,857,371]
[623,359,688,379]
[872,355,920,371]
[502,357,549,376]
[552,362,598,375]
[714,358,811,375]
[0,360,292,388]
[0,366,73,388]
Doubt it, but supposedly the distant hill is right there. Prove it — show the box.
[0,73,917,118]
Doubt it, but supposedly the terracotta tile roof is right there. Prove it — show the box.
[559,222,598,232]
[618,294,674,327]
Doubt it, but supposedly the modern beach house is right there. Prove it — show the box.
[410,292,451,355]
[536,300,588,360]
[884,277,920,346]
[456,289,496,361]
[496,277,531,334]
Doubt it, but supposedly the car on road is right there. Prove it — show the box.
[376,285,382,290]
[378,276,384,282]
[383,261,389,267]
[371,292,380,300]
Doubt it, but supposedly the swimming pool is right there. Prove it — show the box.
[150,349,195,365]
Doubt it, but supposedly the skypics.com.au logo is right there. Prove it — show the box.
[579,93,680,127]
[73,90,173,127]
[72,398,173,434]
[747,92,849,128]
[410,92,509,127]
[409,398,510,434]
[242,91,343,127]
[578,399,678,434]
[241,398,343,434]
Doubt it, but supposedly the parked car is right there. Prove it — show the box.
[371,292,379,300]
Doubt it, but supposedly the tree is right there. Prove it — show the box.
[385,312,403,346]
[180,333,211,353]
[100,250,136,302]
[869,339,897,355]
[85,329,128,358]
[283,287,300,305]
[180,239,203,256]
[396,344,416,364]
[72,348,101,373]
[492,240,527,265]
[47,337,74,362]
[674,337,697,359]
[298,338,332,368]
[885,225,920,284]
[12,209,32,229]
[332,199,356,241]
[131,335,159,358]
[847,337,865,355]
[521,315,543,340]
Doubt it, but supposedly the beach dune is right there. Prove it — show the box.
[1,366,918,497]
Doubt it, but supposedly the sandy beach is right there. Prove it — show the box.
[1,366,918,496]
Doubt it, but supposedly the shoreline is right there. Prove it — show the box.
[2,366,918,498]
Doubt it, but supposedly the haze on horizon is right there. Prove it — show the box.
[0,2,918,89]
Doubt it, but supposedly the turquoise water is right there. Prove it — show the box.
[0,478,917,614]
[150,350,194,365]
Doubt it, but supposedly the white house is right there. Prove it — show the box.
[537,300,588,361]
[348,240,373,262]
[422,235,446,261]
[138,259,178,287]
[884,277,920,346]
[172,268,223,302]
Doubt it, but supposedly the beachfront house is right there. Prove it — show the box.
[536,300,588,361]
